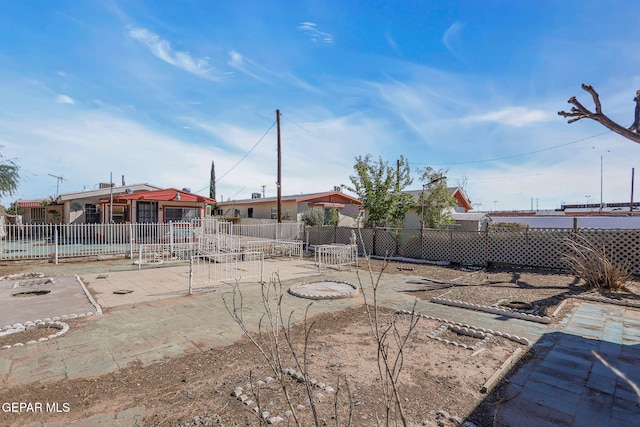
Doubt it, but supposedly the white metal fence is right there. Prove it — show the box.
[315,244,358,271]
[136,242,198,269]
[220,221,304,241]
[246,240,304,259]
[0,219,305,263]
[188,251,264,294]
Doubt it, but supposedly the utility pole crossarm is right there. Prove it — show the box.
[48,173,67,198]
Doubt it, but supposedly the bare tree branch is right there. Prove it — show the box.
[558,84,640,143]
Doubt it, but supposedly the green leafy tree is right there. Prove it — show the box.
[0,149,19,199]
[345,154,414,228]
[7,201,21,215]
[301,207,325,226]
[417,167,457,229]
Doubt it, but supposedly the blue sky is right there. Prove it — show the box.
[1,1,640,211]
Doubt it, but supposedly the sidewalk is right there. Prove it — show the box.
[494,302,640,426]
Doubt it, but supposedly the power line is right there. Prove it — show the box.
[410,131,611,166]
[280,113,314,135]
[195,120,277,194]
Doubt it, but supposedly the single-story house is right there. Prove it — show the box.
[216,190,361,221]
[16,183,162,224]
[97,188,215,223]
[402,187,473,229]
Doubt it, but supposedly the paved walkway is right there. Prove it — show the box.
[0,263,639,426]
[496,302,640,426]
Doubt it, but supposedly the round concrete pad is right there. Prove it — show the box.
[288,280,359,300]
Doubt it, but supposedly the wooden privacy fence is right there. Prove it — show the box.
[306,226,640,275]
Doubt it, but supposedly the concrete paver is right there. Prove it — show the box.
[495,301,640,426]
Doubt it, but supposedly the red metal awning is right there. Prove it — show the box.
[18,201,44,208]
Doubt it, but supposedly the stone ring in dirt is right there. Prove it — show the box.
[288,280,359,300]
[0,321,69,350]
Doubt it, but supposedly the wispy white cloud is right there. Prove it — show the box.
[385,31,401,56]
[442,21,466,62]
[227,50,271,84]
[128,27,220,80]
[284,73,321,93]
[467,107,554,127]
[56,94,75,104]
[298,22,334,43]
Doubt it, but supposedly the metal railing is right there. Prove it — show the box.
[136,242,198,269]
[315,244,358,271]
[246,240,303,259]
[0,219,305,263]
[188,251,264,294]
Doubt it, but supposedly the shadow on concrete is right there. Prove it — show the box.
[466,331,640,426]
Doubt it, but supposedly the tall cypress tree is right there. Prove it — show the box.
[209,161,216,200]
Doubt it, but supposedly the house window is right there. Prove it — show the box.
[137,202,157,223]
[32,207,45,223]
[85,204,99,224]
[165,208,199,222]
[248,208,253,218]
[111,205,126,223]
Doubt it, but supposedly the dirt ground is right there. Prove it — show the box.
[1,258,639,426]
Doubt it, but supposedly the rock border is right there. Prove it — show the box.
[0,273,102,350]
[288,280,359,300]
[396,309,531,346]
[230,368,336,424]
[12,277,55,289]
[0,321,70,350]
[427,324,492,351]
[430,297,551,324]
[0,272,45,281]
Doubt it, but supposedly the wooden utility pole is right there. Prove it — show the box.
[276,109,282,223]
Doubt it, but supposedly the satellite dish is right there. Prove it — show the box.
[124,188,133,194]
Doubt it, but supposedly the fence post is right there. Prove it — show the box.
[306,231,310,253]
[54,226,59,265]
[372,226,377,257]
[169,221,174,255]
[129,223,133,258]
[260,253,264,283]
[449,228,453,263]
[188,256,194,295]
[484,228,489,267]
[138,245,143,270]
[395,229,399,257]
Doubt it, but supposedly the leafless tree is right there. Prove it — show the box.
[558,84,640,143]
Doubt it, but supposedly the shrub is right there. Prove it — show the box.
[301,207,325,226]
[562,235,632,291]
